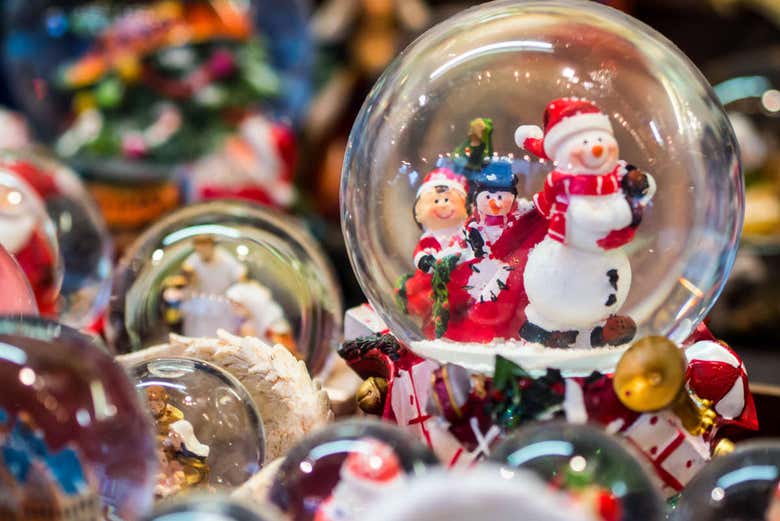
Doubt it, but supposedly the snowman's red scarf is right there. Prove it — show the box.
[533,165,633,248]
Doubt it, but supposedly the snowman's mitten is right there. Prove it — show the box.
[467,227,486,258]
[621,166,650,199]
[417,254,436,273]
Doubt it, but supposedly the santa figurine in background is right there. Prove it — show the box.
[515,97,655,349]
[188,113,297,208]
[315,438,406,521]
[0,175,60,315]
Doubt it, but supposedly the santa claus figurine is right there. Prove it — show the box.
[315,438,406,521]
[0,175,61,315]
[515,97,655,349]
[397,167,468,332]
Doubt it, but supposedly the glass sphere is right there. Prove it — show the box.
[2,0,311,181]
[672,441,780,521]
[0,316,157,520]
[489,422,665,521]
[707,47,780,248]
[341,0,742,370]
[109,200,342,375]
[144,494,282,521]
[364,466,601,521]
[0,148,113,327]
[0,244,38,316]
[131,357,265,498]
[268,419,439,521]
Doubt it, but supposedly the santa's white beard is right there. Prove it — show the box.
[0,213,36,253]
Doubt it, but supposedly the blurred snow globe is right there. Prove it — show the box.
[109,200,342,376]
[0,244,39,316]
[144,494,283,521]
[707,47,780,250]
[131,357,265,499]
[268,419,439,521]
[489,422,665,521]
[0,148,112,327]
[672,441,780,521]
[0,316,158,520]
[2,0,311,182]
[341,0,742,375]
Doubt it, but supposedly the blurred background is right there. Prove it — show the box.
[1,0,779,381]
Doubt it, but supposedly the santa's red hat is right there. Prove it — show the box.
[342,439,402,484]
[416,168,468,198]
[515,97,613,160]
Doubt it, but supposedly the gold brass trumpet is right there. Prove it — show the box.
[613,336,716,436]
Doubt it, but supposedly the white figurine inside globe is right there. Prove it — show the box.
[341,0,742,375]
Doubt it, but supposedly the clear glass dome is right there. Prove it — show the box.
[131,356,265,499]
[2,0,311,181]
[0,148,113,327]
[0,244,39,316]
[268,419,438,521]
[672,441,780,521]
[489,422,665,521]
[708,47,780,250]
[109,200,342,376]
[0,316,158,521]
[341,0,742,367]
[144,494,283,521]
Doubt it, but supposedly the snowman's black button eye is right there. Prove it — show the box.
[498,195,502,200]
[583,140,589,145]
[598,137,603,142]
[444,198,449,202]
[486,194,491,199]
[435,199,439,203]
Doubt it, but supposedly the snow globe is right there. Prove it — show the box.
[131,357,265,499]
[109,200,342,376]
[268,419,438,521]
[0,244,39,316]
[0,316,157,520]
[338,0,753,494]
[0,148,112,327]
[363,465,602,521]
[490,423,664,521]
[672,442,780,521]
[144,494,283,521]
[2,0,310,179]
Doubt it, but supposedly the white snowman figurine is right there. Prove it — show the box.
[515,97,655,349]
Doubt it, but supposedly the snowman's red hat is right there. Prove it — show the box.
[515,97,613,160]
[416,167,468,198]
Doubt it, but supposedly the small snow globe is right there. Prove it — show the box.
[131,357,265,499]
[490,422,665,521]
[109,200,342,375]
[341,0,742,375]
[0,316,157,520]
[144,494,283,521]
[0,148,112,327]
[2,0,311,183]
[268,419,438,521]
[673,441,780,521]
[0,244,39,316]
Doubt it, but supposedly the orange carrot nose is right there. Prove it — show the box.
[592,145,604,157]
[489,199,501,212]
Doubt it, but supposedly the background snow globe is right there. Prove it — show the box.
[672,441,780,521]
[0,316,158,520]
[2,0,311,182]
[0,148,112,327]
[490,422,665,521]
[144,494,283,521]
[341,0,742,375]
[131,356,265,499]
[109,200,342,376]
